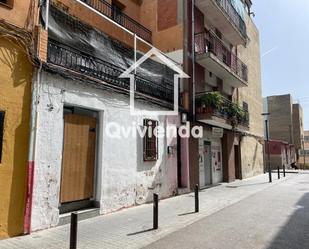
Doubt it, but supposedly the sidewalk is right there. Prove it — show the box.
[0,173,297,249]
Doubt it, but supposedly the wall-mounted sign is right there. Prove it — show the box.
[212,127,223,138]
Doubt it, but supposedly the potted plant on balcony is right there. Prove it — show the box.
[227,103,249,128]
[227,103,243,128]
[237,109,249,126]
[200,92,223,114]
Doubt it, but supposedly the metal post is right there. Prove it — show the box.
[283,164,286,177]
[303,139,306,170]
[277,166,280,179]
[70,213,78,249]
[153,193,158,230]
[195,184,199,213]
[192,0,196,116]
[265,119,272,182]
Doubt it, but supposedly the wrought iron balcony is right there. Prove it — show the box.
[195,31,248,87]
[80,0,152,42]
[47,40,174,102]
[214,0,246,38]
[195,0,247,45]
[196,91,249,128]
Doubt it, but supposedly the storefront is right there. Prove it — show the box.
[199,129,223,187]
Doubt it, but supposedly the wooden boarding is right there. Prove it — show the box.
[60,114,96,204]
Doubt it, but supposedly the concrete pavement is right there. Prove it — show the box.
[0,172,302,249]
[145,172,309,249]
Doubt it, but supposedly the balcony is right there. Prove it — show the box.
[80,0,152,42]
[47,40,174,103]
[195,31,248,88]
[195,0,247,45]
[196,92,249,130]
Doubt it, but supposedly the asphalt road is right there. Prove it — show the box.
[144,172,309,249]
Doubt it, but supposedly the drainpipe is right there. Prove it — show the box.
[24,0,48,234]
[191,0,195,117]
[24,64,41,234]
[45,0,50,31]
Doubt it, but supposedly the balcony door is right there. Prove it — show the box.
[112,0,124,25]
[200,141,212,187]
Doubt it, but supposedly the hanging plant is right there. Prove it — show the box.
[200,92,223,111]
[227,102,247,127]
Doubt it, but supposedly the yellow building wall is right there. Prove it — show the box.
[0,37,32,239]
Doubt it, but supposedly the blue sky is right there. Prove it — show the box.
[252,0,309,130]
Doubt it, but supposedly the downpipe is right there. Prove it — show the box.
[24,63,42,235]
[192,0,195,117]
[24,0,49,233]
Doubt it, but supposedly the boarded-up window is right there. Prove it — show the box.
[143,119,158,161]
[0,111,5,163]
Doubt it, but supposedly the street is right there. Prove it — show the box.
[145,172,309,249]
[0,172,309,249]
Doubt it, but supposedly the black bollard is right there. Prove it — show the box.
[195,184,199,213]
[277,166,280,179]
[283,164,286,177]
[70,213,78,249]
[268,165,272,183]
[153,193,158,230]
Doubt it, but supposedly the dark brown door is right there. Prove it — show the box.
[60,114,96,204]
[234,145,242,180]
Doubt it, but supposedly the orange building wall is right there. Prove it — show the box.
[0,0,34,239]
[0,0,34,29]
[51,0,183,53]
[0,37,32,239]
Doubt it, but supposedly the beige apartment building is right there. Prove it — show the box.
[293,103,304,154]
[299,130,309,168]
[187,0,264,186]
[265,94,304,160]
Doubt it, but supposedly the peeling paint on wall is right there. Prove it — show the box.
[31,71,179,231]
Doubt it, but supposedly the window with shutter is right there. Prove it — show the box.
[143,119,158,161]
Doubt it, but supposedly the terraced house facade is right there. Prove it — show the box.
[26,0,188,232]
[0,0,35,239]
[0,0,264,237]
[186,0,264,187]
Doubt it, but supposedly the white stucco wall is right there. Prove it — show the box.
[31,71,179,231]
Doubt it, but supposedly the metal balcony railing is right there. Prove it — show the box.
[47,40,174,102]
[81,0,152,42]
[214,0,247,38]
[196,91,249,127]
[195,31,248,82]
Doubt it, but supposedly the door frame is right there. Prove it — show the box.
[59,106,100,213]
[200,140,212,187]
[234,144,242,180]
[177,129,182,188]
[204,141,212,185]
